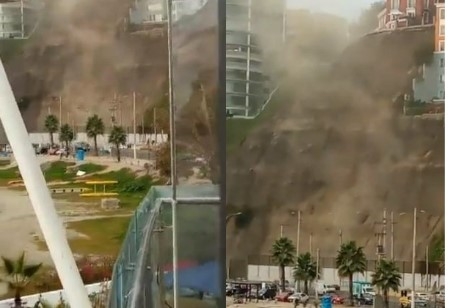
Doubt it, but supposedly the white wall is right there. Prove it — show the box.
[0,281,109,308]
[247,265,445,291]
[28,133,168,147]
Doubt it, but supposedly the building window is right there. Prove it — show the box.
[439,40,445,51]
[440,25,445,36]
[407,0,416,7]
[440,74,445,83]
[440,58,445,68]
[441,8,445,20]
[392,0,399,10]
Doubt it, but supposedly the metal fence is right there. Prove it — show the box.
[108,184,221,308]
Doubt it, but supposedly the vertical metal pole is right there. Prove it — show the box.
[391,211,395,260]
[153,107,157,143]
[295,210,300,291]
[166,0,178,306]
[383,208,387,254]
[411,207,417,308]
[133,91,137,160]
[339,229,343,246]
[47,106,51,115]
[309,233,313,254]
[315,248,320,298]
[280,224,284,238]
[425,245,429,291]
[0,60,91,307]
[282,0,286,43]
[20,0,24,39]
[59,96,62,129]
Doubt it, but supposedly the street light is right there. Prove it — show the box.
[226,212,242,225]
[400,208,425,308]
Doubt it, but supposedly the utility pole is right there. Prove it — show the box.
[47,106,51,116]
[374,209,387,261]
[133,91,137,160]
[425,245,429,291]
[295,210,301,292]
[20,0,24,39]
[339,229,343,246]
[153,107,157,141]
[59,96,62,129]
[280,224,284,238]
[309,233,313,254]
[390,211,397,260]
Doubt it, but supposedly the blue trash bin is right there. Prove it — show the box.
[76,149,85,161]
[320,295,332,308]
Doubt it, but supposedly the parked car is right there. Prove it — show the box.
[74,142,90,152]
[331,294,345,304]
[416,292,431,301]
[287,292,309,303]
[275,291,293,302]
[355,293,373,306]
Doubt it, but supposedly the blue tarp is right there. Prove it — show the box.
[164,261,219,296]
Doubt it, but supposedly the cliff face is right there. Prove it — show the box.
[227,27,443,262]
[1,0,217,132]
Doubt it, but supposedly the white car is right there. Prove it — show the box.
[288,292,309,303]
[416,292,430,301]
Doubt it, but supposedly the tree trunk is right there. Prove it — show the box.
[94,135,98,156]
[383,288,389,308]
[280,265,286,291]
[349,274,354,306]
[65,141,69,157]
[304,279,308,294]
[50,132,54,147]
[116,145,121,162]
[14,288,21,308]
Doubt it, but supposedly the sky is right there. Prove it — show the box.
[287,0,382,21]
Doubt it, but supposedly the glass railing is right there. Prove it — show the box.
[108,184,220,308]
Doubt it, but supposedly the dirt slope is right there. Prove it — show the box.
[2,0,217,132]
[227,27,443,262]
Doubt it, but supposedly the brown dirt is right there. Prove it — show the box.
[227,27,443,262]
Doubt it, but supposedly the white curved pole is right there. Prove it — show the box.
[0,60,91,308]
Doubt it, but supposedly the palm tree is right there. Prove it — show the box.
[2,252,42,307]
[86,114,105,156]
[293,252,317,294]
[59,124,74,150]
[271,237,295,291]
[371,259,401,308]
[336,241,367,306]
[109,126,127,162]
[44,115,59,147]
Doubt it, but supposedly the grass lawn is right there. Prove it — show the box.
[226,88,283,154]
[37,216,132,256]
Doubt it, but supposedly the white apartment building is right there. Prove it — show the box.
[0,0,42,39]
[129,0,207,24]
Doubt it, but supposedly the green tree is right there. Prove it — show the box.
[109,126,127,162]
[271,237,295,291]
[371,259,401,308]
[336,241,367,306]
[59,124,74,150]
[86,114,105,156]
[44,114,59,147]
[2,252,42,308]
[293,252,317,294]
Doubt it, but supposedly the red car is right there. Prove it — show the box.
[331,294,345,305]
[275,291,293,302]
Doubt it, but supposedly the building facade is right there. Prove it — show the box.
[0,0,41,39]
[226,0,285,118]
[412,0,445,103]
[129,0,207,24]
[378,0,436,30]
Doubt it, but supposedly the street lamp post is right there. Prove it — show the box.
[409,207,425,308]
[226,212,242,225]
[226,212,242,279]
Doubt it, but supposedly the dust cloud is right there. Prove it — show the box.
[227,1,443,262]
